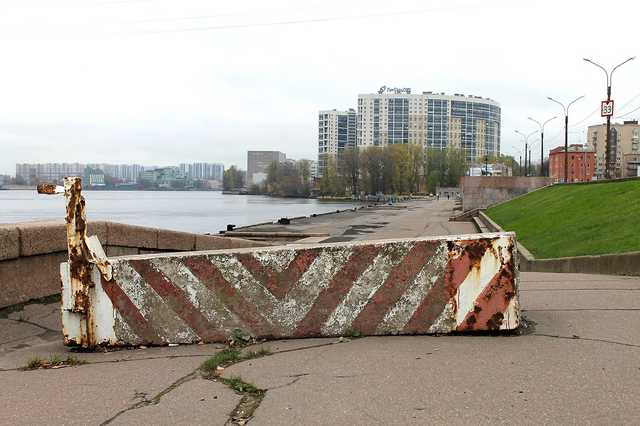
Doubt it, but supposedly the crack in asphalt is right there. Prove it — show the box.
[266,374,308,391]
[0,352,223,373]
[89,340,345,425]
[5,318,60,333]
[99,371,199,425]
[532,333,640,349]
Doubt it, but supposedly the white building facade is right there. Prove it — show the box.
[317,108,357,175]
[357,88,501,161]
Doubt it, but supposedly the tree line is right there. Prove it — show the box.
[223,166,245,190]
[320,146,463,196]
[251,160,313,197]
[319,145,516,196]
[223,145,517,198]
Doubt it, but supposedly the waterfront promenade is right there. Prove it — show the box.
[1,199,638,424]
[229,199,477,242]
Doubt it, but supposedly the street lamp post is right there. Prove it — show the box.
[528,116,557,176]
[515,130,538,177]
[514,148,523,176]
[547,96,584,183]
[583,57,635,179]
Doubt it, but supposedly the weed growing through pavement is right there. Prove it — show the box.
[199,348,242,377]
[199,346,271,425]
[220,376,265,396]
[20,354,87,370]
[241,347,272,360]
[228,328,254,347]
[199,346,272,378]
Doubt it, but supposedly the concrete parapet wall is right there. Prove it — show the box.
[61,233,521,348]
[461,176,552,211]
[0,221,266,308]
[524,252,640,275]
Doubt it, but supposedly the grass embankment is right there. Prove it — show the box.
[485,179,640,259]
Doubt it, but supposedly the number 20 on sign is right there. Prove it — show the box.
[601,100,614,117]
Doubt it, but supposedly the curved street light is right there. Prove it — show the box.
[547,96,584,183]
[515,129,538,176]
[528,116,557,176]
[583,57,636,178]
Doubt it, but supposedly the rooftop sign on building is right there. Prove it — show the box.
[377,86,411,95]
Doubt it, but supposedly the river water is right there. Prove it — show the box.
[0,190,357,234]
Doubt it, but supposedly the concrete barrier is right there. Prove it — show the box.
[62,232,521,348]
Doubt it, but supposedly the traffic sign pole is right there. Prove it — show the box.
[605,86,612,179]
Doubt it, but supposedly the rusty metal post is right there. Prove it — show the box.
[60,177,100,347]
[39,177,103,347]
[63,177,92,312]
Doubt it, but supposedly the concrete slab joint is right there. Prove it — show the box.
[61,232,521,349]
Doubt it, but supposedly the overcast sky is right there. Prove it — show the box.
[1,0,639,175]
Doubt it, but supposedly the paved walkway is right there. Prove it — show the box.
[1,271,638,425]
[240,199,476,243]
[1,201,637,424]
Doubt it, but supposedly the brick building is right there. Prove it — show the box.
[549,144,595,183]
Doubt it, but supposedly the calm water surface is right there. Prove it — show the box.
[0,190,357,234]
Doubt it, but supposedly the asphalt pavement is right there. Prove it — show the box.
[1,200,638,425]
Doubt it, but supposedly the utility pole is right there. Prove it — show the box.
[515,130,538,177]
[584,57,635,179]
[548,96,584,183]
[528,116,557,176]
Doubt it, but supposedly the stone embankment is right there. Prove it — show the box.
[0,221,265,308]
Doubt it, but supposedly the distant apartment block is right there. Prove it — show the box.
[549,144,595,183]
[357,88,501,162]
[87,164,145,184]
[317,109,357,176]
[179,163,224,181]
[586,120,640,178]
[16,163,85,185]
[247,151,286,185]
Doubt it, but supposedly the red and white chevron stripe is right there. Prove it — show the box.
[61,233,519,347]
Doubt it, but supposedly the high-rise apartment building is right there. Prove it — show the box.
[247,151,286,185]
[179,163,224,181]
[317,109,357,175]
[356,88,501,161]
[586,120,640,178]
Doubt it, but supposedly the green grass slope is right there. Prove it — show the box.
[485,179,640,259]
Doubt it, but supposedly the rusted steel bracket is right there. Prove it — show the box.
[39,177,112,347]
